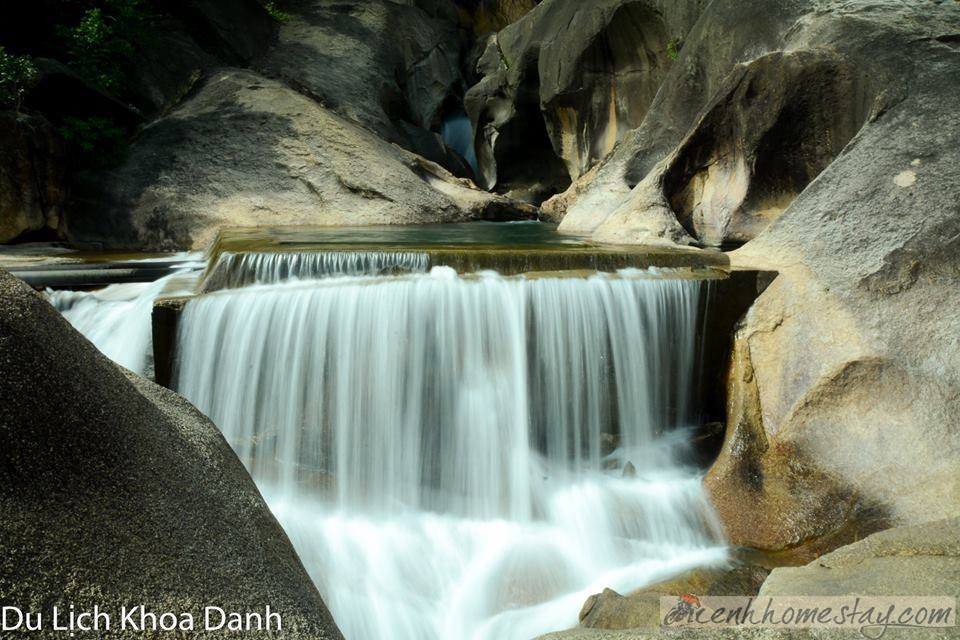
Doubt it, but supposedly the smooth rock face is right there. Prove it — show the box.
[259,0,471,174]
[551,0,817,236]
[704,0,960,554]
[761,517,960,598]
[0,269,343,639]
[0,113,67,243]
[466,0,708,202]
[68,69,517,250]
[662,50,872,246]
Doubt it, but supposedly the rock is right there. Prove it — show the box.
[259,0,470,175]
[455,0,541,35]
[0,112,67,243]
[578,564,770,630]
[703,0,960,553]
[661,50,872,247]
[704,305,891,562]
[761,517,960,598]
[466,0,709,202]
[169,0,276,65]
[551,0,818,236]
[0,269,343,638]
[67,68,522,250]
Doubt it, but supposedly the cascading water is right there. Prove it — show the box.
[174,266,727,640]
[205,250,431,290]
[47,271,196,376]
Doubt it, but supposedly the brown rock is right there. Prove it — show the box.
[0,112,67,243]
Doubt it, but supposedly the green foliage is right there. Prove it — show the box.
[0,47,38,111]
[59,115,127,167]
[263,1,290,23]
[60,0,150,93]
[667,38,683,61]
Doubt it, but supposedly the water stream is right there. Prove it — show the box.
[173,266,727,640]
[47,272,195,376]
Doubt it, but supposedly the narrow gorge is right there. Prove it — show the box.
[2,1,959,639]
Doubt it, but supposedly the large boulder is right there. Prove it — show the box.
[0,269,343,638]
[466,0,709,203]
[260,0,473,175]
[67,68,521,250]
[702,1,960,557]
[0,112,67,243]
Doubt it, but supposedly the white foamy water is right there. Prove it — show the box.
[174,268,727,640]
[47,272,197,376]
[205,250,431,290]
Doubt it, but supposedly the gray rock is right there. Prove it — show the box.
[67,68,521,250]
[259,0,469,174]
[0,269,343,639]
[466,0,709,202]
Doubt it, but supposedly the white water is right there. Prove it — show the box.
[47,271,196,376]
[175,267,727,640]
[206,250,431,290]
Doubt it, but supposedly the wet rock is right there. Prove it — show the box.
[0,112,67,243]
[0,269,343,639]
[67,69,520,250]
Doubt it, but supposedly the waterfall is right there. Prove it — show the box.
[175,267,727,640]
[204,250,431,290]
[441,112,479,175]
[47,271,195,376]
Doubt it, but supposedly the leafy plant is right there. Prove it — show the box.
[263,1,290,23]
[0,47,39,111]
[60,0,150,93]
[667,38,683,61]
[59,115,127,167]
